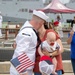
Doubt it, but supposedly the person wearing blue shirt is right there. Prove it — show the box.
[67,29,75,75]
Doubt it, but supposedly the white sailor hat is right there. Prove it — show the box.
[33,10,49,21]
[39,56,54,75]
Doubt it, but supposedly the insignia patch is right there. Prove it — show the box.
[22,33,30,36]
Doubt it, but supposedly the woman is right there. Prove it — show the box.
[33,24,64,75]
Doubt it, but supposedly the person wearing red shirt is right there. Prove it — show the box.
[33,25,64,75]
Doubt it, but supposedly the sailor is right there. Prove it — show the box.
[10,10,49,75]
[0,11,3,37]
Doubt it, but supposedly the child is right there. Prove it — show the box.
[38,32,61,75]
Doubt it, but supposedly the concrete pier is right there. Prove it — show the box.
[0,60,74,75]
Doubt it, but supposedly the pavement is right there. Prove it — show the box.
[62,73,74,75]
[0,73,74,75]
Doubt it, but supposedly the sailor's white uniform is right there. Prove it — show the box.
[10,21,37,75]
[10,9,49,75]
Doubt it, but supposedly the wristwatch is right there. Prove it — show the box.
[50,53,52,57]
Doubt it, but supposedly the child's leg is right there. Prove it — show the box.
[52,57,57,75]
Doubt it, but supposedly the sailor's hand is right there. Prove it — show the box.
[20,72,28,75]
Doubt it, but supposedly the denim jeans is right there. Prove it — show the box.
[50,70,62,75]
[34,70,62,75]
[34,72,42,75]
[71,58,75,74]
